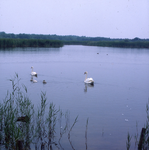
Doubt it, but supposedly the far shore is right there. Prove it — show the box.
[0,32,149,49]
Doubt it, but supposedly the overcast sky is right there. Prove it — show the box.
[0,0,149,39]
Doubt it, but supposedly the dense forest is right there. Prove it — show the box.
[0,32,149,48]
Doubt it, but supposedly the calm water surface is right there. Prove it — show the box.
[0,45,149,149]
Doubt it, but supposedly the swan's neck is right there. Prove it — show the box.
[85,73,87,80]
[31,68,33,72]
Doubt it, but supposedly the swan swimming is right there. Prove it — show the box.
[43,80,47,84]
[84,71,94,85]
[31,66,37,76]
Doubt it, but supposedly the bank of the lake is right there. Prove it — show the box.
[0,38,63,48]
[81,40,149,48]
[1,38,149,49]
[0,32,149,49]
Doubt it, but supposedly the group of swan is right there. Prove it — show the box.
[31,67,94,85]
[30,66,46,84]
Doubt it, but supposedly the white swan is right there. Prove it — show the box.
[84,71,94,85]
[31,66,37,76]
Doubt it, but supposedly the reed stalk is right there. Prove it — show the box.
[126,132,131,150]
[0,74,88,150]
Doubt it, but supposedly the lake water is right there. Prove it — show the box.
[0,45,149,149]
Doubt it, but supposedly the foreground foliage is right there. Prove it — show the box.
[126,100,149,150]
[0,74,79,150]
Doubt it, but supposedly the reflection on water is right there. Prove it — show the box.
[84,83,94,93]
[0,45,149,149]
[30,75,38,83]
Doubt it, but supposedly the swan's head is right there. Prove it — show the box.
[31,66,33,69]
[84,71,88,75]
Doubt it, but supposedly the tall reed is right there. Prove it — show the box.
[126,132,132,150]
[0,74,81,150]
[126,100,149,150]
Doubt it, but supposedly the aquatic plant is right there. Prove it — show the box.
[85,118,89,150]
[126,132,132,150]
[0,74,82,150]
[139,100,149,149]
[126,100,149,150]
[0,73,34,149]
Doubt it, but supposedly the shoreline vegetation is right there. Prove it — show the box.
[0,39,63,48]
[0,32,149,49]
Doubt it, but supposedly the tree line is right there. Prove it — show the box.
[0,32,113,41]
[0,32,149,48]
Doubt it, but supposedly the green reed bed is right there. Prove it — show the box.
[0,74,80,150]
[0,39,63,49]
